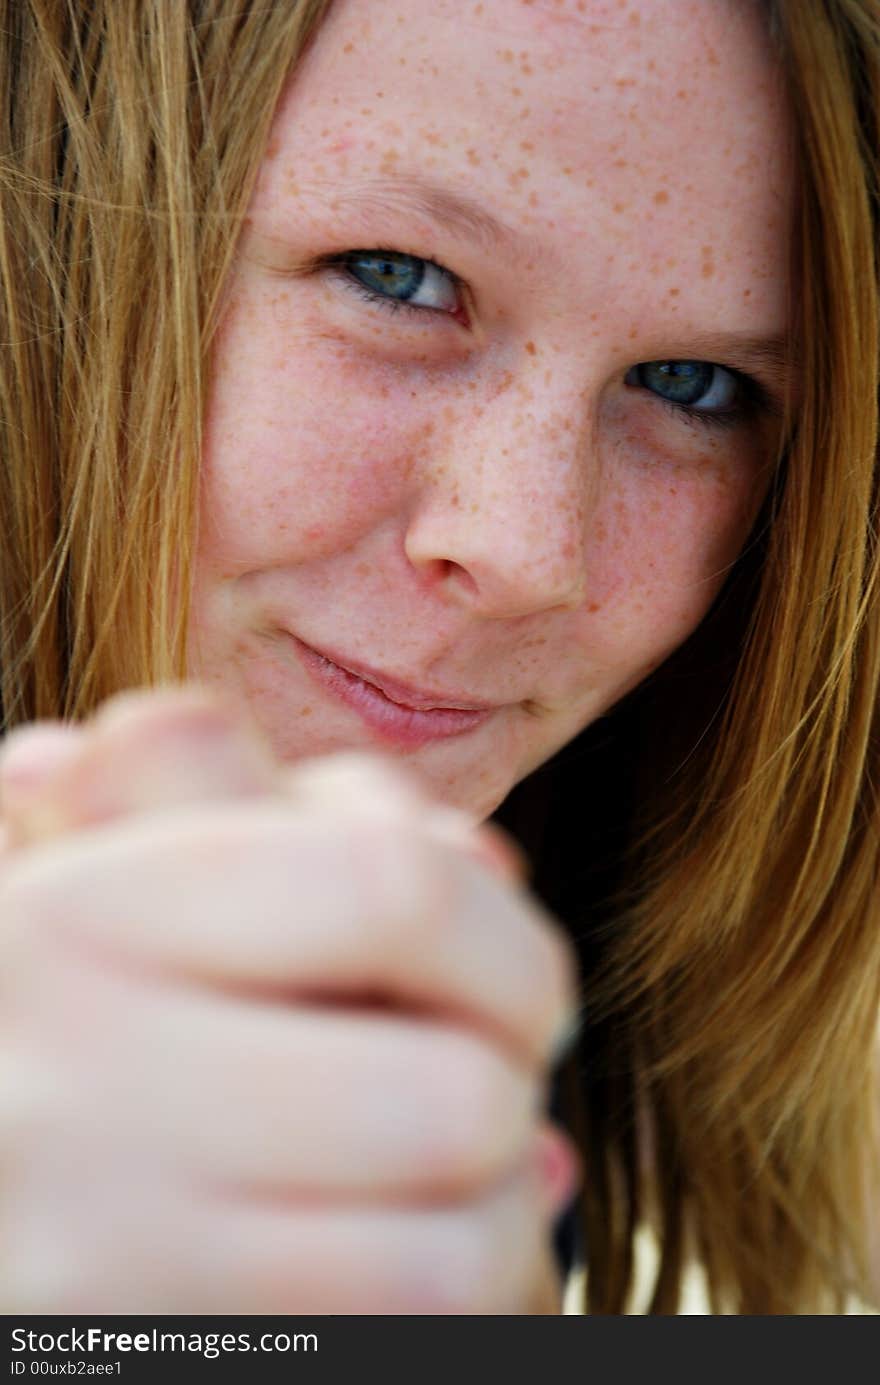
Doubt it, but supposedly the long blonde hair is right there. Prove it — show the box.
[0,0,877,1314]
[0,0,332,723]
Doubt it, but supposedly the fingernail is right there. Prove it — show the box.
[535,1126,581,1219]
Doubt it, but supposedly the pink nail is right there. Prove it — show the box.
[535,1126,580,1217]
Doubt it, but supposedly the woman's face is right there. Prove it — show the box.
[188,0,792,819]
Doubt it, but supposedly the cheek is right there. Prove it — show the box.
[196,293,427,570]
[582,457,758,654]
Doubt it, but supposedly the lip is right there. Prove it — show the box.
[291,636,499,750]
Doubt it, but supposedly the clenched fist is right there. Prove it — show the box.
[0,688,580,1313]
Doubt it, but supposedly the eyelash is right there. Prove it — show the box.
[321,249,465,320]
[659,381,765,434]
[320,249,768,432]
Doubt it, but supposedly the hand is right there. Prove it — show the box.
[0,688,579,1313]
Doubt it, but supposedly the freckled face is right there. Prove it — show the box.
[188,0,793,819]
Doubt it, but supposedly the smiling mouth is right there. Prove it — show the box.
[291,637,498,749]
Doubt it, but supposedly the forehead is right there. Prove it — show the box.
[260,0,792,324]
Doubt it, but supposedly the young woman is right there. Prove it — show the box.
[0,0,877,1313]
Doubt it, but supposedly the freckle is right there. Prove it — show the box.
[343,41,354,53]
[520,140,534,152]
[628,327,637,339]
[528,190,538,206]
[612,202,626,213]
[525,340,537,355]
[676,89,687,99]
[299,707,313,718]
[743,288,752,299]
[668,287,680,296]
[629,8,640,22]
[466,148,481,166]
[501,48,514,62]
[653,189,669,205]
[451,492,461,508]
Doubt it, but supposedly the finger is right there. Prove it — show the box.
[200,1163,553,1314]
[20,961,539,1199]
[2,801,578,1070]
[2,687,281,844]
[282,751,529,884]
[5,1158,551,1314]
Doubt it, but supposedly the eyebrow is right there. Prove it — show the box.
[327,175,537,262]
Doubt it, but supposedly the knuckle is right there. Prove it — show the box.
[86,693,276,801]
[348,816,453,947]
[91,684,234,736]
[288,749,427,817]
[415,1032,533,1194]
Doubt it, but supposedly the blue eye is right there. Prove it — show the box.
[625,360,740,415]
[337,250,460,313]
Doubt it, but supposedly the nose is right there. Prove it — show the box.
[403,367,593,619]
